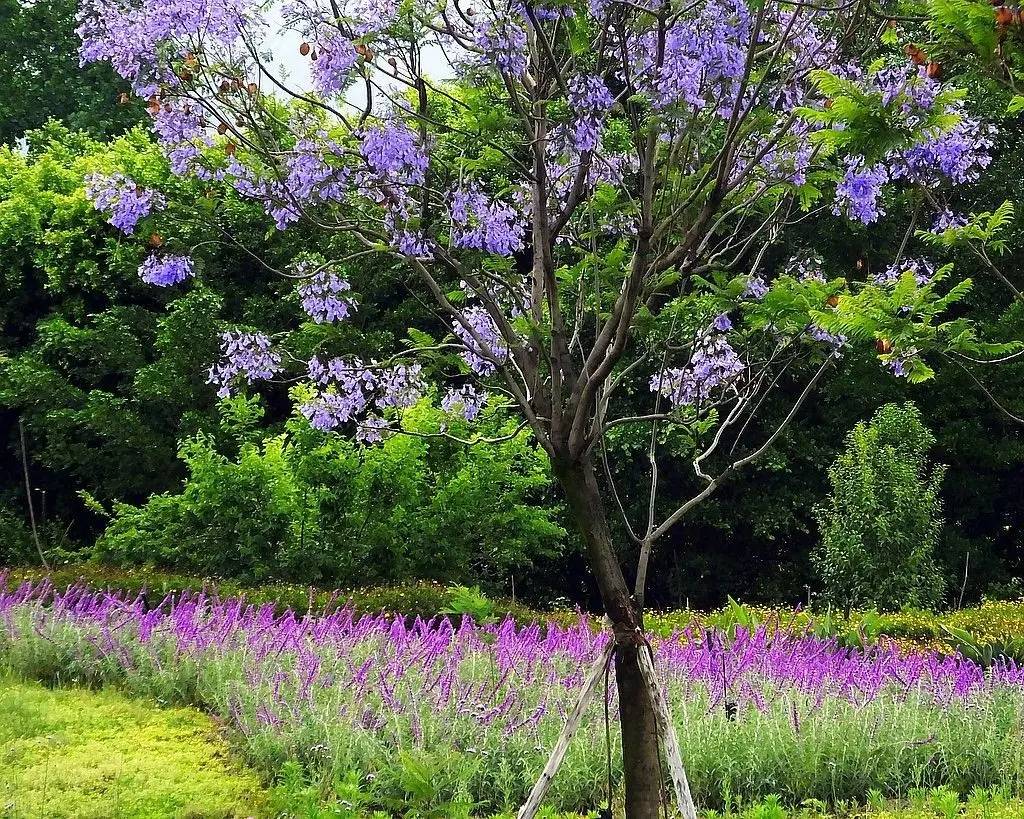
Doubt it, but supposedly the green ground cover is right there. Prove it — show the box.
[0,676,267,818]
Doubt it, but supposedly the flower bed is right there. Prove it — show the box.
[3,577,1024,813]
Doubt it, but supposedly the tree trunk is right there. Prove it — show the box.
[552,457,663,819]
[616,641,665,819]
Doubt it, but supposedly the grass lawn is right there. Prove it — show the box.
[0,676,267,818]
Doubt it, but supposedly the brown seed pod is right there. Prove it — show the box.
[184,52,198,67]
[310,49,318,61]
[247,82,258,95]
[299,41,311,56]
[826,295,840,308]
[905,44,927,65]
[219,79,232,93]
[926,61,942,79]
[388,56,397,68]
[876,338,893,354]
[217,122,228,135]
[225,141,236,156]
[148,233,164,248]
[996,5,1014,25]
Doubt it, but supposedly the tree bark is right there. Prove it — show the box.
[616,642,665,819]
[552,457,663,819]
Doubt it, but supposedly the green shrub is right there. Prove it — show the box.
[442,584,498,625]
[0,508,34,565]
[92,398,566,586]
[812,403,946,615]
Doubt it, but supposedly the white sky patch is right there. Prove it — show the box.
[255,6,457,113]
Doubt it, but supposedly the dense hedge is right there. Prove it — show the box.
[1,564,547,623]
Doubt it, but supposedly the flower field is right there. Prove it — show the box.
[3,577,1024,816]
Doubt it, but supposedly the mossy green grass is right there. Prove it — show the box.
[0,676,267,818]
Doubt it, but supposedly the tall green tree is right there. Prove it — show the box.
[0,0,143,144]
[813,402,947,615]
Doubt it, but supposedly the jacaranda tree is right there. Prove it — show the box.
[74,0,1019,812]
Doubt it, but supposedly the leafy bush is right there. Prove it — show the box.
[0,508,34,565]
[812,403,946,615]
[90,402,565,586]
[442,584,498,625]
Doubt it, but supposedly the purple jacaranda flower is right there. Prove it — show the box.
[138,254,194,286]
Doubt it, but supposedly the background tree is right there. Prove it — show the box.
[813,402,946,616]
[0,0,143,144]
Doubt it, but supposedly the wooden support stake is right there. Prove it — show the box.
[517,639,615,819]
[637,643,697,819]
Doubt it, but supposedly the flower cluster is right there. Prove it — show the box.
[301,357,375,429]
[375,363,424,410]
[881,347,918,378]
[833,159,887,224]
[567,74,614,151]
[635,0,751,114]
[785,252,826,283]
[77,0,251,96]
[931,209,968,233]
[449,185,526,256]
[356,414,390,444]
[311,34,357,96]
[897,114,994,185]
[756,132,814,186]
[651,323,744,408]
[297,269,355,323]
[453,306,509,375]
[138,254,194,286]
[743,276,769,300]
[300,357,424,433]
[85,172,165,234]
[358,120,431,254]
[260,139,350,229]
[808,324,847,352]
[360,121,427,187]
[473,16,528,76]
[872,64,939,112]
[442,385,489,421]
[874,258,934,287]
[207,332,283,398]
